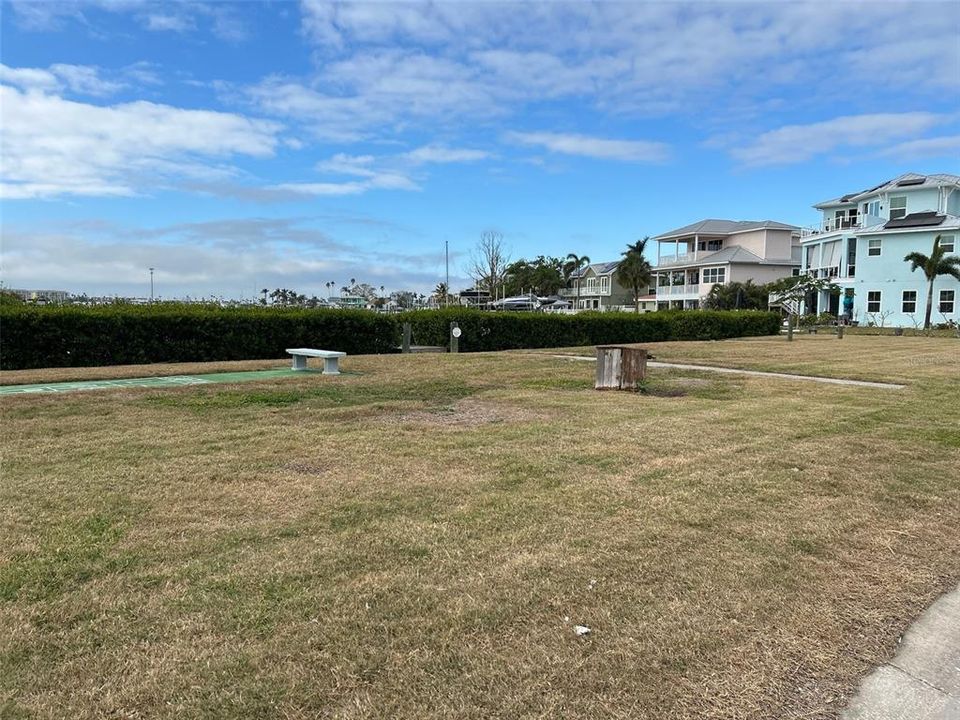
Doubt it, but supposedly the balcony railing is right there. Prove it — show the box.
[559,286,610,297]
[802,214,885,236]
[656,284,700,297]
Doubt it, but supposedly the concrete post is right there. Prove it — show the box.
[450,322,459,353]
[402,322,411,353]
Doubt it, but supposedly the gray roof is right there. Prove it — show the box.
[570,260,621,278]
[656,245,799,269]
[652,219,798,241]
[814,173,960,208]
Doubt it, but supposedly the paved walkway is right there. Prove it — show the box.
[842,583,960,719]
[550,355,906,390]
[0,368,306,395]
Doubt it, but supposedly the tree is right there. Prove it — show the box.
[502,256,564,296]
[433,282,454,307]
[702,280,771,311]
[390,290,416,309]
[563,253,591,310]
[468,230,510,302]
[904,235,960,329]
[768,275,841,341]
[0,290,23,306]
[617,238,653,313]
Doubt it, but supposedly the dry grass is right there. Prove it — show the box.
[2,337,959,719]
[546,333,960,383]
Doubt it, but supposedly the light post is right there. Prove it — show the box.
[149,267,154,302]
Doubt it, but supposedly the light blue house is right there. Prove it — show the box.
[799,173,960,327]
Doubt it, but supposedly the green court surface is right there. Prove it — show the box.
[0,368,329,395]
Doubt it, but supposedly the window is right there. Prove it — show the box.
[702,267,726,284]
[697,239,723,251]
[863,200,881,218]
[889,196,907,220]
[867,291,881,313]
[902,290,917,314]
[939,235,955,253]
[792,268,801,276]
[868,238,882,256]
[940,290,956,314]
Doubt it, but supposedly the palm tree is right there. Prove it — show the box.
[904,235,960,329]
[618,237,653,313]
[564,253,591,310]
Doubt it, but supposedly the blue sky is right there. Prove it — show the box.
[2,0,959,299]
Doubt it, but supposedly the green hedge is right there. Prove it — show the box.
[0,305,781,370]
[0,305,399,370]
[400,309,780,351]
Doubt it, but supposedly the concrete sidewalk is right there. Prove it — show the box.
[842,583,960,719]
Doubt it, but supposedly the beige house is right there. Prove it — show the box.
[652,219,801,309]
[561,261,657,312]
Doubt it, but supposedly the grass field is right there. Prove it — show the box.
[2,335,959,719]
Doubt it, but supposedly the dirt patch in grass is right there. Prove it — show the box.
[390,396,544,428]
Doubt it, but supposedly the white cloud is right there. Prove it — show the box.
[48,63,125,96]
[879,135,960,160]
[403,145,489,164]
[0,83,282,199]
[314,153,379,177]
[730,113,949,166]
[9,0,248,42]
[1,218,460,297]
[289,1,960,132]
[0,62,123,96]
[506,131,669,163]
[145,14,195,33]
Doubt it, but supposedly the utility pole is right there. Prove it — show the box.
[149,267,154,302]
[445,240,450,308]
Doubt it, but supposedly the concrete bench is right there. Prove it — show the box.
[285,348,346,374]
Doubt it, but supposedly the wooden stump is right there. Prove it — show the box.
[595,345,648,390]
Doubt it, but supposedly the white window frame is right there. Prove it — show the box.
[867,238,882,257]
[701,267,726,284]
[889,196,907,220]
[939,289,956,314]
[939,235,955,253]
[901,290,917,314]
[867,290,882,314]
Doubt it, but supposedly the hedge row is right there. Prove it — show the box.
[0,305,781,370]
[400,308,781,351]
[0,305,399,370]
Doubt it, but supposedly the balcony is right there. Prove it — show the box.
[656,284,700,299]
[559,285,610,297]
[802,214,885,236]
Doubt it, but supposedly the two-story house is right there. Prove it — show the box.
[799,173,960,326]
[652,220,801,309]
[562,261,656,312]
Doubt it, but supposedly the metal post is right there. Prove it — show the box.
[149,267,154,302]
[445,240,449,309]
[402,322,411,353]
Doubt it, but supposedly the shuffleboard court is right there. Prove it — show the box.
[0,368,318,395]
